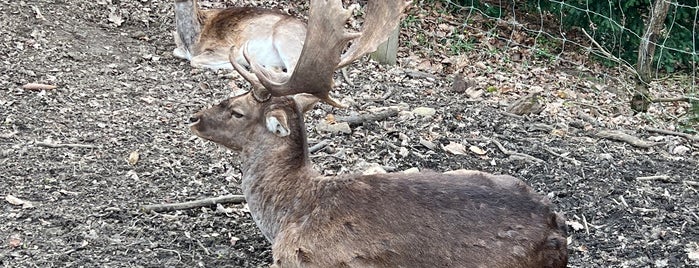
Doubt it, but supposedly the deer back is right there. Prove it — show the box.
[269,170,568,268]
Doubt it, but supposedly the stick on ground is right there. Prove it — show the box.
[335,107,399,126]
[35,141,98,149]
[595,130,660,148]
[142,194,246,213]
[644,127,699,142]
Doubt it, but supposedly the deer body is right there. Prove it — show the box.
[174,0,305,70]
[189,0,568,266]
[190,94,568,268]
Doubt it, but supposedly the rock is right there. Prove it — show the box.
[316,121,351,134]
[506,92,544,115]
[672,145,690,155]
[401,167,420,174]
[419,138,436,150]
[412,107,436,117]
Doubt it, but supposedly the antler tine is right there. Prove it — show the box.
[338,0,413,68]
[228,44,271,102]
[243,0,410,107]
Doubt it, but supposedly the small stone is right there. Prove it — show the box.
[316,122,351,134]
[672,145,690,155]
[412,107,436,117]
[419,138,436,150]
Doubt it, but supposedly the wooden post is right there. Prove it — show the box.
[370,25,400,65]
[631,0,670,112]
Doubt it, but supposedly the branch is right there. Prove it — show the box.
[595,130,661,148]
[335,107,399,126]
[543,147,581,166]
[581,29,639,77]
[141,194,246,213]
[309,140,330,154]
[636,175,674,183]
[651,97,689,103]
[35,141,98,149]
[0,131,18,139]
[490,139,544,164]
[644,127,699,142]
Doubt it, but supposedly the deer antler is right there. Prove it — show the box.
[232,0,411,107]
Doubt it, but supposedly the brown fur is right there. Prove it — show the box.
[174,0,306,70]
[190,94,569,268]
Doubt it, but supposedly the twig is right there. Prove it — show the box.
[141,194,246,213]
[22,83,56,91]
[35,141,98,149]
[31,6,46,21]
[543,147,581,166]
[340,68,355,87]
[595,130,660,148]
[196,240,211,256]
[644,127,699,142]
[619,195,629,208]
[636,175,674,183]
[683,180,699,187]
[0,131,18,139]
[582,214,590,236]
[309,140,330,154]
[335,107,399,126]
[490,139,544,164]
[581,28,638,77]
[651,97,689,103]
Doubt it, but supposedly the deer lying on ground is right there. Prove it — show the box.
[174,0,305,70]
[189,0,569,267]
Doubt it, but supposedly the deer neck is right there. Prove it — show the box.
[174,0,202,56]
[239,115,317,242]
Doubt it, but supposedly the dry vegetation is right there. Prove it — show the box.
[1,0,698,267]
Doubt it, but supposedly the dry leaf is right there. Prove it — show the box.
[688,243,699,261]
[469,145,486,155]
[6,195,34,209]
[443,142,467,155]
[566,220,584,231]
[22,83,57,91]
[8,235,21,248]
[108,11,124,26]
[127,151,139,165]
[230,236,240,246]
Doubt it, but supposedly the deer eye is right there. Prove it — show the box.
[231,110,244,118]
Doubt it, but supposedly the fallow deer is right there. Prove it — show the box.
[174,0,305,70]
[189,0,569,267]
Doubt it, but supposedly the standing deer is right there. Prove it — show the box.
[174,0,305,70]
[189,0,569,267]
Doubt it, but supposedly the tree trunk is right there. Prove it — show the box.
[370,25,400,65]
[632,0,670,112]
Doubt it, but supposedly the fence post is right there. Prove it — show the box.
[632,0,671,112]
[370,25,400,65]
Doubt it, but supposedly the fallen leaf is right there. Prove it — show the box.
[128,151,139,165]
[6,195,34,209]
[230,236,240,246]
[8,235,21,248]
[108,11,124,26]
[566,220,584,231]
[688,243,699,261]
[444,142,467,155]
[469,145,486,155]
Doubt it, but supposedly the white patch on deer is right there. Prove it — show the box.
[266,116,290,137]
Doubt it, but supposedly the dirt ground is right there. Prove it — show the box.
[1,0,698,267]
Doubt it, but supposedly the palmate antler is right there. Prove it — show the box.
[229,0,412,107]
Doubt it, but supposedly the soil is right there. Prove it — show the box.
[1,0,698,268]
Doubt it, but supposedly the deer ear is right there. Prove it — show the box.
[293,93,319,113]
[266,109,290,137]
